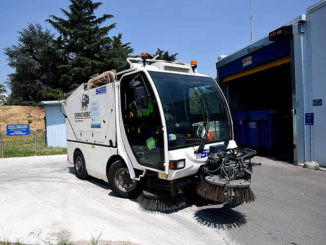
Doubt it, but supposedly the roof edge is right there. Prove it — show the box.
[41,100,62,106]
[307,0,326,14]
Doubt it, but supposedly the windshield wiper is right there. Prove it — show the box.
[193,88,209,154]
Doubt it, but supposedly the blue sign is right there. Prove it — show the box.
[96,86,106,95]
[305,113,314,126]
[201,149,209,158]
[6,124,30,136]
[313,99,322,106]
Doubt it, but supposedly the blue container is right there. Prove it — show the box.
[247,110,273,149]
[234,110,278,150]
[234,112,247,146]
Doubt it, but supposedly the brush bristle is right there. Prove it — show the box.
[197,181,255,204]
[137,193,186,212]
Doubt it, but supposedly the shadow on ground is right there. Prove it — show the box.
[67,166,247,229]
[194,204,247,229]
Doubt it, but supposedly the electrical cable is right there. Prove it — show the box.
[59,104,78,141]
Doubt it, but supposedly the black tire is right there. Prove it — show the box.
[108,160,141,198]
[74,151,88,180]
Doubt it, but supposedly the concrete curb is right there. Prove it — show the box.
[303,161,319,170]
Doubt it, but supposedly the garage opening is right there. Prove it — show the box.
[223,60,294,162]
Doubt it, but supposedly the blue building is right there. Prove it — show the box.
[216,1,326,166]
[41,101,66,148]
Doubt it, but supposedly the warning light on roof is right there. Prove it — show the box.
[141,52,149,66]
[191,60,197,72]
[141,52,149,58]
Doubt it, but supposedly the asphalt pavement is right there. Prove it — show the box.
[224,156,326,245]
[0,155,325,245]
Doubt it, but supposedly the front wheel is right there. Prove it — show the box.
[108,160,141,198]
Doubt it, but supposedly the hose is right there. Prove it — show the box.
[239,148,257,161]
[207,158,226,173]
[206,158,230,181]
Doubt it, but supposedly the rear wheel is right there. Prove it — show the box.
[108,160,141,198]
[74,151,88,180]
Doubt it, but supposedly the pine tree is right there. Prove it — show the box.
[152,48,178,62]
[102,33,133,69]
[47,0,133,90]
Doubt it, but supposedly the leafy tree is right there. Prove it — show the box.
[151,48,178,62]
[4,24,63,104]
[4,0,179,105]
[0,83,7,105]
[47,0,133,90]
[0,83,6,94]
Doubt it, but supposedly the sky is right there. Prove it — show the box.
[0,0,318,94]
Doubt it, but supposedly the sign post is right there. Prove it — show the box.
[33,129,37,155]
[305,113,314,162]
[1,130,4,157]
[1,124,37,157]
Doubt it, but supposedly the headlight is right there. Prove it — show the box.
[169,159,185,170]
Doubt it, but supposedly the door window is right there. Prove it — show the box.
[120,72,164,170]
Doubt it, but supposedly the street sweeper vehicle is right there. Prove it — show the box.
[63,52,256,211]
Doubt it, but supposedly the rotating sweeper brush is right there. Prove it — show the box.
[197,145,256,204]
[138,190,186,212]
[137,173,188,212]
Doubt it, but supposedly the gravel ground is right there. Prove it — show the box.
[0,155,325,245]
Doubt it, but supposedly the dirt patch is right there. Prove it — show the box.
[0,106,45,131]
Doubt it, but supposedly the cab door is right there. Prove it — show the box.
[119,72,165,171]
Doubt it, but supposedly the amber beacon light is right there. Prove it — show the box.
[141,52,149,66]
[141,51,149,58]
[191,60,197,72]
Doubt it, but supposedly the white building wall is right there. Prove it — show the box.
[306,1,326,166]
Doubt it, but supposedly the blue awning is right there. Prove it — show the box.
[219,38,291,79]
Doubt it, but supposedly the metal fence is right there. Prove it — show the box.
[0,129,47,157]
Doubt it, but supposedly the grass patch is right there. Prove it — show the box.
[0,243,22,245]
[1,131,66,158]
[57,239,74,245]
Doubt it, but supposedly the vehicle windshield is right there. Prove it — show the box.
[149,71,231,150]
